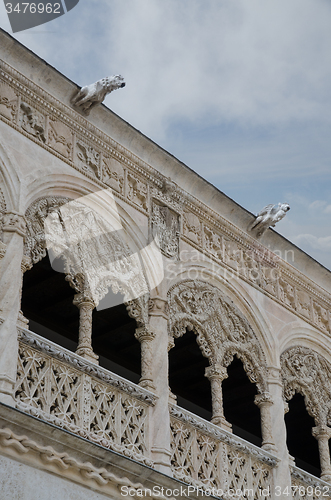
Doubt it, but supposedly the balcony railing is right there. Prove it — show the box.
[15,328,156,467]
[291,466,331,500]
[170,405,278,499]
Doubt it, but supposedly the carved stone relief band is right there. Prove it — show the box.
[0,63,330,336]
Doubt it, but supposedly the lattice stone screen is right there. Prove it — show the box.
[170,407,276,499]
[15,332,154,466]
[291,468,331,500]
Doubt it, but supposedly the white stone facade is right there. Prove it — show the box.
[0,28,331,499]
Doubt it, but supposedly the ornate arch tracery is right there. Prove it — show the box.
[281,346,331,426]
[24,195,149,307]
[167,279,268,393]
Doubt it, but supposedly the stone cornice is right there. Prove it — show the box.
[1,61,330,336]
[17,327,157,406]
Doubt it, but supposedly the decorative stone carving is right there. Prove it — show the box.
[278,275,296,309]
[0,81,17,121]
[183,210,201,245]
[73,293,98,364]
[254,392,276,451]
[313,303,330,333]
[20,102,46,142]
[24,196,70,265]
[18,328,156,405]
[76,140,101,178]
[134,326,156,391]
[281,346,331,427]
[204,225,222,259]
[260,264,279,295]
[248,203,290,237]
[126,294,150,328]
[102,154,124,193]
[205,364,232,431]
[71,75,125,114]
[127,173,148,210]
[223,238,242,269]
[44,198,149,307]
[151,202,179,258]
[168,280,268,394]
[312,426,331,482]
[2,211,26,237]
[296,289,311,319]
[15,339,153,466]
[48,118,73,159]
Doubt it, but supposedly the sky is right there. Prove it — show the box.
[0,0,331,271]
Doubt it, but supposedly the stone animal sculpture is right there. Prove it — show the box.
[248,203,290,237]
[71,75,125,114]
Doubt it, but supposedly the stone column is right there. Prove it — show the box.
[73,293,98,364]
[266,366,292,493]
[254,392,276,451]
[205,364,232,432]
[0,212,26,405]
[134,325,156,391]
[312,425,331,482]
[148,296,172,475]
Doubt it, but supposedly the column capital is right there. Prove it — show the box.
[254,392,274,408]
[73,292,95,309]
[3,211,26,237]
[134,325,156,343]
[312,425,331,440]
[205,364,228,382]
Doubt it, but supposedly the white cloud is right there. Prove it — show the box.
[293,234,331,251]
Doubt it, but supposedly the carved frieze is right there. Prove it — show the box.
[76,140,101,178]
[183,210,201,245]
[296,289,312,320]
[168,280,268,393]
[20,102,46,143]
[281,346,331,426]
[102,154,124,193]
[313,303,330,333]
[48,118,72,159]
[0,81,17,121]
[151,201,179,258]
[204,225,222,259]
[278,275,296,310]
[127,173,148,211]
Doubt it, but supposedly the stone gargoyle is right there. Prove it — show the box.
[248,203,290,237]
[71,75,125,115]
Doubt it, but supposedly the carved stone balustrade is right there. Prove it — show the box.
[291,466,331,499]
[170,404,278,496]
[15,328,156,467]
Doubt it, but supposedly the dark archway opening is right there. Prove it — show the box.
[285,393,320,476]
[222,356,262,446]
[21,255,140,383]
[169,329,212,420]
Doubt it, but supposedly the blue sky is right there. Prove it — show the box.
[1,0,331,270]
